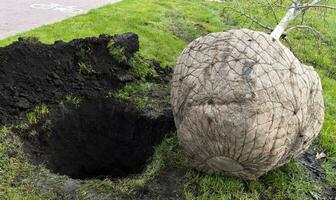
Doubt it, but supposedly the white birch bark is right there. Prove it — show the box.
[271,0,321,39]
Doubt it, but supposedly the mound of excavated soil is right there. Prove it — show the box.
[1,33,175,179]
[0,33,140,124]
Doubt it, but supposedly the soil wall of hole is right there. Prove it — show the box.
[43,97,174,179]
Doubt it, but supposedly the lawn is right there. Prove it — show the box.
[0,0,335,199]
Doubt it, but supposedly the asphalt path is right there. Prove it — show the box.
[0,0,121,39]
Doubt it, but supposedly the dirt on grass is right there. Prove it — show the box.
[298,149,336,200]
[140,168,186,199]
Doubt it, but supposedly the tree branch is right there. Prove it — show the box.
[224,6,273,31]
[297,4,336,9]
[286,25,325,40]
[270,0,322,39]
[265,0,279,24]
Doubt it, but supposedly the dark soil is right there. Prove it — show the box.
[0,32,143,125]
[0,33,175,180]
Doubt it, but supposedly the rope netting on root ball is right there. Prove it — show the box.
[171,0,328,180]
[171,29,324,180]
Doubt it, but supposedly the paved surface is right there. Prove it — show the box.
[0,0,121,39]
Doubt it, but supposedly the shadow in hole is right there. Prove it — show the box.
[42,97,174,179]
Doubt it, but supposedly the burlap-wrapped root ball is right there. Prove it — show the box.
[171,29,324,180]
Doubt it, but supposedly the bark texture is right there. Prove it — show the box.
[171,29,324,180]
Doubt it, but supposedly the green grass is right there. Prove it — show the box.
[0,0,336,199]
[318,69,336,154]
[116,82,160,110]
[78,62,97,75]
[0,127,58,199]
[26,105,49,126]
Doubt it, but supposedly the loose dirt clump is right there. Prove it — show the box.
[298,148,325,180]
[323,188,336,200]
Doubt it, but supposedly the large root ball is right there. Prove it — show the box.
[171,29,324,180]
